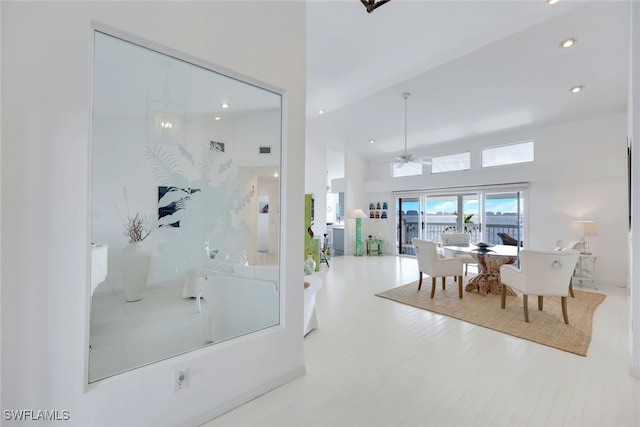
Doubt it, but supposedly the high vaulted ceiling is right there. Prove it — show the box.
[307,1,630,178]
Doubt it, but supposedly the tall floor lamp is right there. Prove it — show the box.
[352,209,368,256]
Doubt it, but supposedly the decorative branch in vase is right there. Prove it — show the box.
[124,213,152,242]
[121,213,152,302]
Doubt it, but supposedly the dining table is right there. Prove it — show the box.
[442,244,520,296]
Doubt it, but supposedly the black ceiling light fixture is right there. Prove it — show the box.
[361,0,391,13]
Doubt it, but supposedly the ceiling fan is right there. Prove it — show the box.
[385,92,432,169]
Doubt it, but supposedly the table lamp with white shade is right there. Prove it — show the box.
[575,220,599,254]
[352,208,368,256]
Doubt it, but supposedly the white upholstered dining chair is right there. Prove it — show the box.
[500,249,580,324]
[441,232,477,276]
[412,238,464,299]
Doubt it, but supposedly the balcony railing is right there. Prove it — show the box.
[397,221,522,255]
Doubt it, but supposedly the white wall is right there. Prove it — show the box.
[366,113,626,191]
[1,2,306,426]
[361,192,395,250]
[0,0,3,412]
[363,113,628,286]
[345,147,368,255]
[331,177,346,194]
[629,0,640,378]
[255,177,280,257]
[305,124,328,239]
[528,175,626,285]
[235,110,282,168]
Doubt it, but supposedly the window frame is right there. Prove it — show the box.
[430,151,471,174]
[481,140,534,168]
[391,162,423,178]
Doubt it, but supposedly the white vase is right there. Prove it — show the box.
[121,241,151,302]
[304,254,316,275]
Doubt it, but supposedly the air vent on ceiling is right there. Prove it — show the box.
[259,146,271,154]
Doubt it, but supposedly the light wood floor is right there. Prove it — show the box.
[203,255,640,427]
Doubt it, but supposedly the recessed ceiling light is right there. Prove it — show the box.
[570,85,584,93]
[318,109,325,115]
[214,116,221,121]
[369,139,375,144]
[221,102,229,109]
[546,0,559,5]
[561,38,576,48]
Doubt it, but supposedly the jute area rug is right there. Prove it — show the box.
[375,282,606,356]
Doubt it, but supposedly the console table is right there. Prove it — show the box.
[366,239,384,256]
[572,253,598,289]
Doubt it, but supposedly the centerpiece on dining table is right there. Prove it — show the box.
[472,242,494,252]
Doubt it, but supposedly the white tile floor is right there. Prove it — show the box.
[203,254,640,427]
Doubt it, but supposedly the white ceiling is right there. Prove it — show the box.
[94,31,282,120]
[307,1,630,179]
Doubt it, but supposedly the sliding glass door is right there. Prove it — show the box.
[423,195,457,240]
[395,186,526,255]
[461,194,480,239]
[396,196,423,255]
[396,194,478,254]
[422,194,480,240]
[484,191,524,246]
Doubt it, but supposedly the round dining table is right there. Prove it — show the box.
[442,244,520,296]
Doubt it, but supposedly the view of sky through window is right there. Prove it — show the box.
[399,198,517,215]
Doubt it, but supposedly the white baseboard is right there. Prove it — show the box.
[573,280,627,290]
[185,364,307,427]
